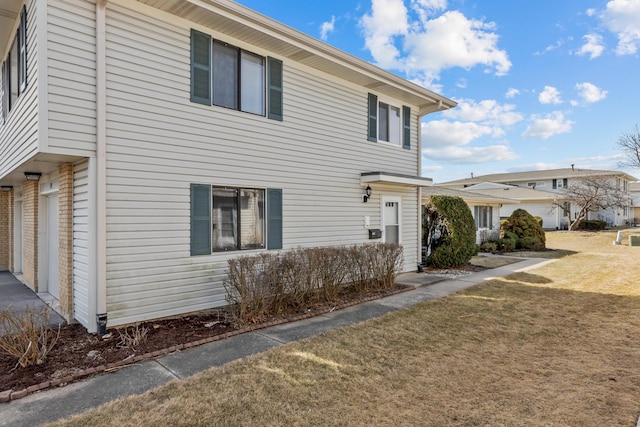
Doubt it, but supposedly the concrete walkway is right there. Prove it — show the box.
[0,257,549,426]
[0,273,64,332]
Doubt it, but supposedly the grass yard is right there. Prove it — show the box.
[50,230,640,426]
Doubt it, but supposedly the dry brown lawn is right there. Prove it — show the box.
[50,229,640,427]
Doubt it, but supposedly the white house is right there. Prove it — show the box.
[421,185,518,244]
[438,168,637,228]
[0,0,455,332]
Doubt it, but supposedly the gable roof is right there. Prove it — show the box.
[135,0,456,115]
[462,184,558,202]
[422,185,518,205]
[438,168,638,187]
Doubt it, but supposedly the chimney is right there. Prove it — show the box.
[571,164,575,171]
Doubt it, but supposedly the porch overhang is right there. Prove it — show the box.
[360,172,433,187]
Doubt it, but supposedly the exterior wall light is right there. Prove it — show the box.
[24,172,42,181]
[363,185,372,203]
[1,185,13,192]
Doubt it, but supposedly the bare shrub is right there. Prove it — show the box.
[0,306,61,369]
[117,323,149,350]
[224,243,404,325]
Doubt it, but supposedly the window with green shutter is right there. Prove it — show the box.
[190,185,282,255]
[367,93,377,142]
[190,30,282,120]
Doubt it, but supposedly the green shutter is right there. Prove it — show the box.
[190,184,211,256]
[267,188,283,250]
[267,57,283,121]
[18,5,26,93]
[190,29,211,105]
[402,105,411,150]
[367,93,377,142]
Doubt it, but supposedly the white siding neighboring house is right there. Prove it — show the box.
[439,168,637,228]
[0,0,455,332]
[421,186,518,245]
[630,182,640,225]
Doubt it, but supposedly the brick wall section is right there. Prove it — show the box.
[0,191,9,270]
[22,181,39,291]
[58,164,74,320]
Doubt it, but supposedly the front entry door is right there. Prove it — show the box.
[383,198,400,244]
[47,194,60,299]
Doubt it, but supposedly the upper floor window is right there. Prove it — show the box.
[190,29,283,121]
[1,6,27,123]
[367,93,411,150]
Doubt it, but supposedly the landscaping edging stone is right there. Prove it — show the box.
[1,285,412,402]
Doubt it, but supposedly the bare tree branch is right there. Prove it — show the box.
[551,175,631,231]
[617,124,640,169]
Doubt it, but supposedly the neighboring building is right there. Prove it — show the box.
[0,0,456,332]
[630,182,640,225]
[421,186,518,244]
[438,168,637,228]
[461,182,563,230]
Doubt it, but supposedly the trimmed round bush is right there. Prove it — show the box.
[502,209,546,249]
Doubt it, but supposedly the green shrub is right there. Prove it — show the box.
[517,236,545,251]
[480,241,498,253]
[502,209,546,249]
[497,237,517,252]
[576,220,606,230]
[424,196,476,267]
[533,216,543,228]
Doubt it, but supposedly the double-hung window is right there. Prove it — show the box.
[474,206,493,229]
[1,6,27,123]
[191,185,283,255]
[190,29,283,120]
[367,93,411,149]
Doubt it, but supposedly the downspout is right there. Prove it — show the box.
[95,0,108,333]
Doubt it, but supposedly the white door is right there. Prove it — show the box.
[47,195,60,299]
[383,198,400,244]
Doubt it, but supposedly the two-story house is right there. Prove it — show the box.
[0,0,455,332]
[438,167,637,229]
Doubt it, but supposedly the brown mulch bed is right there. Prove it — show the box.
[1,285,414,396]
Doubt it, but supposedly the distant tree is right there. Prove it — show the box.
[552,175,630,231]
[617,124,640,169]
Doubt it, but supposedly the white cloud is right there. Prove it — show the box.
[575,82,608,103]
[422,120,497,148]
[601,0,640,55]
[456,78,468,88]
[360,0,410,69]
[576,33,605,59]
[360,2,511,83]
[538,86,562,104]
[586,8,597,16]
[422,145,518,163]
[505,88,520,98]
[535,39,564,55]
[442,99,523,127]
[521,112,574,139]
[320,16,336,41]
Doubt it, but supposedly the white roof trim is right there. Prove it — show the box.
[361,172,433,187]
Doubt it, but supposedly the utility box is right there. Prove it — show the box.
[368,229,382,239]
[629,235,640,246]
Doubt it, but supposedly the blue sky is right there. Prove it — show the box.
[236,0,640,183]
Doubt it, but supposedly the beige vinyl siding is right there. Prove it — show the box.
[72,160,90,328]
[103,3,420,326]
[46,0,96,156]
[0,0,38,179]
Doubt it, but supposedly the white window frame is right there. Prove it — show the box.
[377,100,402,146]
